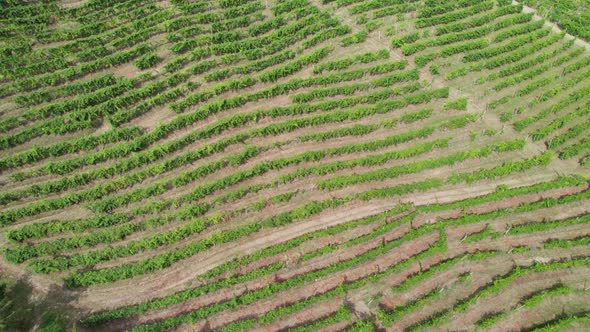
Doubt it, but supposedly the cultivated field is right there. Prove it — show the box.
[0,0,589,331]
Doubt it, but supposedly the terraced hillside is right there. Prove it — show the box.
[0,0,589,330]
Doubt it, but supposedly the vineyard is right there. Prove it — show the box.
[0,0,589,331]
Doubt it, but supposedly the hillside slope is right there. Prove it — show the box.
[1,0,589,330]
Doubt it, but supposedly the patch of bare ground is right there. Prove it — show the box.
[442,266,590,331]
[260,0,273,18]
[0,102,17,117]
[58,0,87,9]
[518,246,590,267]
[111,62,140,79]
[316,320,354,332]
[33,39,71,51]
[156,0,172,9]
[132,104,176,130]
[564,321,590,332]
